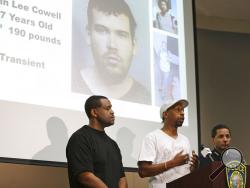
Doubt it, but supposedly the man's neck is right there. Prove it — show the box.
[81,66,133,98]
[214,147,224,155]
[88,120,105,132]
[161,124,178,138]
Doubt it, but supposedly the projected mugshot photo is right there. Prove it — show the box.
[152,0,178,34]
[71,0,151,105]
[153,32,180,106]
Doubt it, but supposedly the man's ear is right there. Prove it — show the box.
[163,111,168,119]
[90,108,98,118]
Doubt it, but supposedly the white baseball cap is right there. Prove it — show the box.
[160,99,189,119]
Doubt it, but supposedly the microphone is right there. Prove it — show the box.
[200,145,214,162]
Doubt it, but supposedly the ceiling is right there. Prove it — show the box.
[194,0,250,33]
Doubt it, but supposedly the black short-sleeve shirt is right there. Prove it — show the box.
[66,125,125,188]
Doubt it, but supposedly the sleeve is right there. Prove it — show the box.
[119,151,126,178]
[138,133,156,163]
[66,133,94,179]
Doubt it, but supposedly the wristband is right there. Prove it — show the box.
[164,162,167,170]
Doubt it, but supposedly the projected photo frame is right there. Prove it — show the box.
[71,0,151,105]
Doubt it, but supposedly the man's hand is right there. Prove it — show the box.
[118,177,128,188]
[172,150,190,166]
[189,150,199,172]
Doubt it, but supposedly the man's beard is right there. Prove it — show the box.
[174,120,183,128]
[97,116,114,128]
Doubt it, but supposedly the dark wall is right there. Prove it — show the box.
[196,29,250,162]
[0,162,69,188]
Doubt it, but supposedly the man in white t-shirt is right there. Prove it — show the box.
[137,99,198,188]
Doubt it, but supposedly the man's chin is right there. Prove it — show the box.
[222,146,229,150]
[105,123,114,128]
[110,121,115,125]
[175,123,183,128]
[176,120,184,126]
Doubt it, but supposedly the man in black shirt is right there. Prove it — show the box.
[199,124,231,167]
[66,95,128,188]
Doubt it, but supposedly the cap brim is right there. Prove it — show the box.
[175,99,189,108]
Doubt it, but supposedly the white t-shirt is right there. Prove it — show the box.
[138,129,191,188]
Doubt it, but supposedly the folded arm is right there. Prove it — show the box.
[78,172,108,188]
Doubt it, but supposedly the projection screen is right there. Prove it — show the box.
[0,0,198,168]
